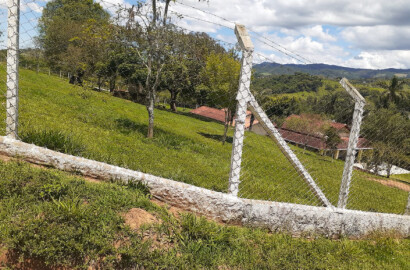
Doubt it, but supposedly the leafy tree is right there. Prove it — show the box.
[362,109,410,177]
[324,126,342,159]
[199,52,241,144]
[306,92,354,124]
[163,32,225,111]
[377,76,407,107]
[162,58,192,112]
[119,1,184,138]
[265,96,300,118]
[252,72,323,94]
[38,0,110,79]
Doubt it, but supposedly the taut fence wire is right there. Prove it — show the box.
[1,0,409,215]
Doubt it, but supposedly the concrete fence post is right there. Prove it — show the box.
[338,78,366,209]
[6,0,20,139]
[405,193,410,215]
[228,24,254,196]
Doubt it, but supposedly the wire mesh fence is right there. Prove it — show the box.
[0,0,409,215]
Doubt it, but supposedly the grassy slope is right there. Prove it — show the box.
[0,68,407,213]
[0,161,409,269]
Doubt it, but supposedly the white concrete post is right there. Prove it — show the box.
[338,78,366,209]
[405,193,410,215]
[228,25,254,196]
[6,0,20,139]
[247,94,332,207]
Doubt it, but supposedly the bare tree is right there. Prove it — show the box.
[121,1,176,138]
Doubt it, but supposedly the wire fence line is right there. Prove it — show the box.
[0,0,409,216]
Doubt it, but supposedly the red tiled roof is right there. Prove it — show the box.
[279,128,371,150]
[190,106,258,128]
[190,106,226,123]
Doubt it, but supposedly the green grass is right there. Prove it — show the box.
[391,174,410,184]
[0,160,409,269]
[0,68,408,214]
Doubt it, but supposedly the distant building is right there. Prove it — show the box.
[190,106,258,129]
[251,114,372,160]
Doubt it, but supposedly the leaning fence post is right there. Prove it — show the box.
[228,24,254,196]
[338,78,366,209]
[6,0,20,139]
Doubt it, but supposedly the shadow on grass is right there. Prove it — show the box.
[115,118,146,135]
[115,117,209,151]
[198,132,233,144]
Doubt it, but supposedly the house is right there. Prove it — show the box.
[190,106,258,129]
[250,114,371,160]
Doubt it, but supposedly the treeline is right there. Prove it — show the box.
[256,76,410,173]
[20,0,241,138]
[252,72,323,94]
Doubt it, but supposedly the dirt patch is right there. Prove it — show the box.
[0,154,14,162]
[123,208,158,230]
[82,176,102,184]
[151,198,184,218]
[366,177,410,192]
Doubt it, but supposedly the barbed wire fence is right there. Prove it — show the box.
[1,0,409,215]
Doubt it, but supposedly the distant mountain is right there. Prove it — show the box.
[254,62,410,79]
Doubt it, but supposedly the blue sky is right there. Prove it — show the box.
[1,0,410,69]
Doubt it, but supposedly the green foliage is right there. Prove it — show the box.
[362,109,410,173]
[0,68,408,214]
[324,126,342,150]
[200,52,241,111]
[264,96,301,118]
[253,72,323,94]
[39,182,68,201]
[0,158,409,268]
[39,0,110,71]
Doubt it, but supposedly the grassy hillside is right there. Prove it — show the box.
[1,161,408,269]
[0,68,408,214]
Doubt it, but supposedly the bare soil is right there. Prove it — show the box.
[366,177,410,192]
[123,208,158,230]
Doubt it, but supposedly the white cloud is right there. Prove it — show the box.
[344,50,410,69]
[174,0,410,69]
[301,26,336,42]
[342,25,410,50]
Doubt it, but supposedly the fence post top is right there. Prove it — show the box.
[235,24,254,51]
[339,78,365,104]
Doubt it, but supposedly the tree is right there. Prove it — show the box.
[38,0,110,80]
[199,52,241,144]
[162,57,191,112]
[119,1,182,138]
[377,76,407,107]
[362,109,410,177]
[324,126,342,159]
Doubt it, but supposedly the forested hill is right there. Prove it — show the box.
[254,62,410,79]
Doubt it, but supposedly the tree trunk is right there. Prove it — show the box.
[97,76,101,91]
[109,77,116,93]
[170,90,178,112]
[249,114,255,131]
[147,91,155,138]
[386,163,393,178]
[222,109,230,145]
[163,0,171,25]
